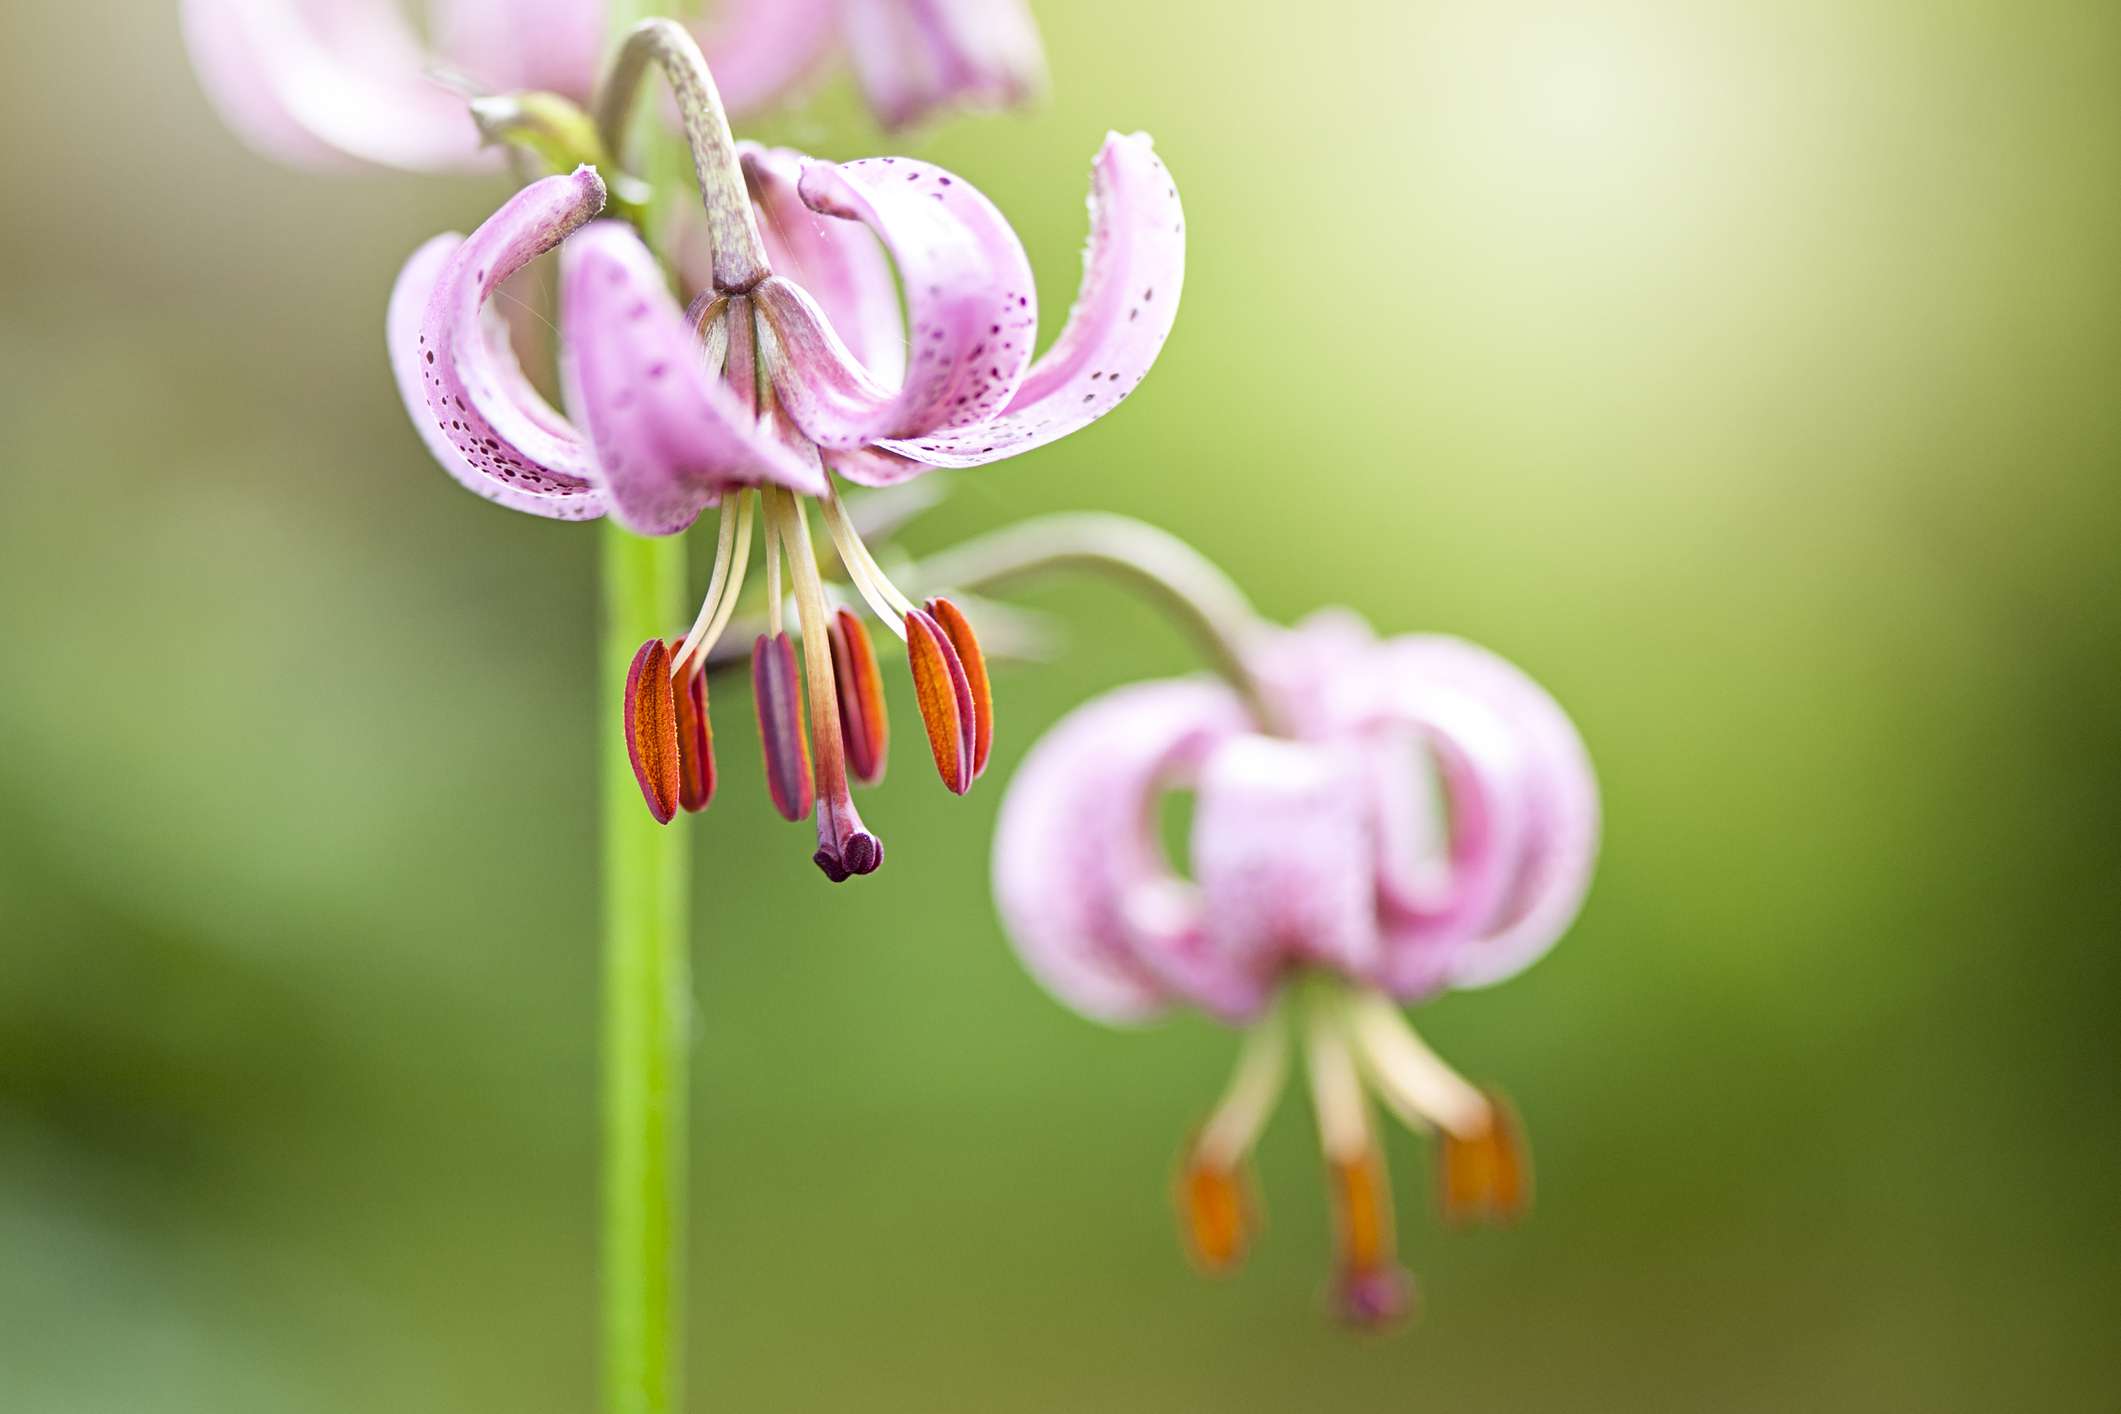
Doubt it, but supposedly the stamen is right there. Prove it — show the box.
[670,655,716,813]
[771,489,883,882]
[1305,989,1414,1329]
[819,479,914,639]
[905,605,978,795]
[751,632,812,822]
[926,597,994,780]
[672,491,749,673]
[828,609,890,785]
[624,638,681,825]
[1176,1157,1254,1275]
[1176,1005,1289,1273]
[1437,1090,1530,1228]
[1345,991,1493,1141]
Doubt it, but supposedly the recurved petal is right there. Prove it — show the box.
[991,680,1253,1026]
[1192,736,1382,984]
[742,145,906,386]
[763,155,1038,448]
[181,0,492,171]
[877,133,1184,469]
[561,223,826,536]
[391,233,605,521]
[1381,638,1600,991]
[691,0,840,116]
[432,0,603,97]
[841,0,1047,131]
[1365,689,1537,1000]
[408,169,608,516]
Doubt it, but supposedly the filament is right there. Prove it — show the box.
[1346,991,1491,1141]
[1302,987,1375,1162]
[672,494,745,674]
[1196,999,1292,1169]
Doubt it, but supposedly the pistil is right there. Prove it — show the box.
[1304,988,1413,1328]
[769,488,883,882]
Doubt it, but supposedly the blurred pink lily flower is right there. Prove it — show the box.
[993,611,1599,1325]
[388,22,1181,879]
[181,0,606,169]
[703,0,1045,131]
[183,0,1044,171]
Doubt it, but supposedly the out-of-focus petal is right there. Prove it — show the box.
[1192,736,1382,983]
[741,145,906,386]
[876,134,1183,468]
[433,0,603,97]
[693,0,840,116]
[562,223,826,535]
[409,168,607,511]
[993,680,1252,1025]
[764,156,1037,447]
[842,0,1047,131]
[181,0,491,171]
[1382,638,1600,990]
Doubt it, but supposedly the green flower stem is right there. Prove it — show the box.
[599,523,691,1414]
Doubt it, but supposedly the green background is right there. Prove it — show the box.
[3,0,2117,1408]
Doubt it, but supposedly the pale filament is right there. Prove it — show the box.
[672,491,753,674]
[1196,1000,1291,1170]
[1346,990,1491,1141]
[1303,990,1376,1163]
[819,477,917,639]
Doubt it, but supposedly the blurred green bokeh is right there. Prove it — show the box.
[3,0,2117,1409]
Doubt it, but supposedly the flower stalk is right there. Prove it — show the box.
[600,522,691,1414]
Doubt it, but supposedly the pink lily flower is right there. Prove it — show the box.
[180,0,605,169]
[387,23,1182,880]
[183,0,1044,171]
[702,0,1046,131]
[992,610,1599,1325]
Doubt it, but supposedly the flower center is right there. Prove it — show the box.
[622,299,995,880]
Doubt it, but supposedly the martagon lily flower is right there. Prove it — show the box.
[388,23,1183,881]
[182,0,1044,170]
[993,609,1599,1325]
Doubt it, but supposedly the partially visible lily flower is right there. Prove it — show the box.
[181,0,605,169]
[702,0,1046,131]
[992,610,1599,1324]
[387,23,1182,879]
[183,0,1043,171]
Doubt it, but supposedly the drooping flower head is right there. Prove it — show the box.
[993,609,1599,1324]
[183,0,1045,170]
[387,22,1183,879]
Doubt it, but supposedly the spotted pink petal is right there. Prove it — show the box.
[1192,736,1383,984]
[992,680,1254,1025]
[561,223,825,535]
[432,0,603,97]
[390,233,606,521]
[1380,638,1601,991]
[181,0,492,171]
[741,145,906,387]
[762,156,1038,448]
[878,133,1184,469]
[692,0,840,116]
[842,0,1047,131]
[401,169,614,517]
